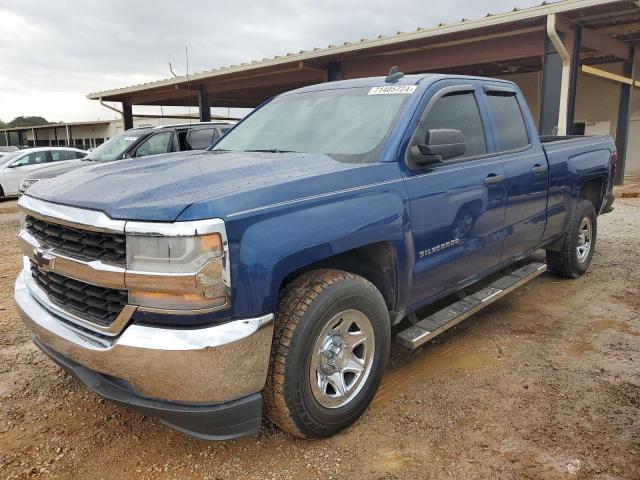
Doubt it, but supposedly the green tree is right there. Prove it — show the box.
[8,116,49,127]
[0,118,7,129]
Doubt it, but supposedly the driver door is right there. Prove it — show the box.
[3,150,50,195]
[402,82,507,308]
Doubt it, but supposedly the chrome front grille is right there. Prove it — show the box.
[25,215,126,265]
[30,261,128,328]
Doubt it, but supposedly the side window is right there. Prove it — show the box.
[485,92,529,151]
[421,91,487,158]
[12,151,48,166]
[187,128,215,150]
[134,132,172,157]
[75,151,87,159]
[51,150,79,161]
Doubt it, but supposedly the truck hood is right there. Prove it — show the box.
[25,159,88,180]
[26,150,374,221]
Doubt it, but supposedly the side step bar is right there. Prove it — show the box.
[395,262,546,350]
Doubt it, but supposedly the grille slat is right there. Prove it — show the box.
[30,262,127,327]
[26,216,126,265]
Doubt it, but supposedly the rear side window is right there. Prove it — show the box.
[188,128,215,150]
[51,150,80,161]
[421,92,487,158]
[485,92,529,151]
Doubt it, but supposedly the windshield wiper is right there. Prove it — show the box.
[242,148,298,153]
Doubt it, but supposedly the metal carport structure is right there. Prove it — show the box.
[87,0,640,183]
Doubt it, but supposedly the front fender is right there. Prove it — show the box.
[227,189,411,318]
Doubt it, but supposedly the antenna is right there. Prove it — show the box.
[168,54,178,77]
[185,46,192,125]
[385,66,404,83]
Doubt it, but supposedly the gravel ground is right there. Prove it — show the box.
[0,197,638,480]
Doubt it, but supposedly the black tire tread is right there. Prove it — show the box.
[546,199,596,278]
[263,269,381,438]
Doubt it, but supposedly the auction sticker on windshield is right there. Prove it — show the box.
[368,85,416,95]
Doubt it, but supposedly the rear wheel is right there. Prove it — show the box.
[264,269,390,438]
[546,199,597,278]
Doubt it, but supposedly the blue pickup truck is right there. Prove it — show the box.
[15,72,615,440]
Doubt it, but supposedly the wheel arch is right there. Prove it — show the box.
[579,176,604,213]
[279,242,399,315]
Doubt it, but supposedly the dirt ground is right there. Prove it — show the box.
[0,196,638,480]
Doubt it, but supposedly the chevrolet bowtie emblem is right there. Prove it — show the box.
[33,247,56,272]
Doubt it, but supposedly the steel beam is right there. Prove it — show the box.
[122,101,134,130]
[325,61,343,82]
[198,86,211,122]
[539,32,565,135]
[615,47,637,185]
[567,25,582,134]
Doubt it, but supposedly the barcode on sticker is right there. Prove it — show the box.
[368,85,416,95]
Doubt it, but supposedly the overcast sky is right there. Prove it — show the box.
[0,0,545,123]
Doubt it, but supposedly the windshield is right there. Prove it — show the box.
[0,150,24,166]
[213,86,414,162]
[84,131,144,161]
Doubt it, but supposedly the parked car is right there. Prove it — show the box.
[18,122,234,194]
[0,147,86,198]
[0,146,20,158]
[15,73,615,440]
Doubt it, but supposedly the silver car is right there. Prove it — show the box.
[0,147,86,198]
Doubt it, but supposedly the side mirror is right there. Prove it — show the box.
[411,129,466,166]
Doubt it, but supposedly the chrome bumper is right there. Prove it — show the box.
[15,269,274,404]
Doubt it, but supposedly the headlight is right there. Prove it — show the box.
[125,219,230,312]
[20,177,39,193]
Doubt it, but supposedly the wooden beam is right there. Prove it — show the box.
[581,64,639,86]
[342,30,545,78]
[128,88,197,105]
[581,26,632,59]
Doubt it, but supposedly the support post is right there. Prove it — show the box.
[33,128,37,147]
[566,24,582,135]
[614,47,637,185]
[4,131,8,147]
[65,125,71,146]
[198,86,211,122]
[122,101,134,130]
[539,35,564,135]
[325,61,343,82]
[53,127,57,146]
[540,14,570,136]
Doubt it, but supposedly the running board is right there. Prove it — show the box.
[395,262,547,350]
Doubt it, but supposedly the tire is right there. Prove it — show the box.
[264,269,391,438]
[546,199,597,278]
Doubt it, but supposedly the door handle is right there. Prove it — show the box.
[483,174,504,185]
[531,164,547,174]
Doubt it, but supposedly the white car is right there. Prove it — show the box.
[0,147,87,198]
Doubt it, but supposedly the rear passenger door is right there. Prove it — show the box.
[481,84,549,261]
[402,82,507,307]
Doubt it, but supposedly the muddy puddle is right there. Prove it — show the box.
[373,334,499,407]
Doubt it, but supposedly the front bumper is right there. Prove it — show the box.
[15,270,274,439]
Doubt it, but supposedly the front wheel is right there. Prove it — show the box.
[264,269,390,438]
[546,199,597,278]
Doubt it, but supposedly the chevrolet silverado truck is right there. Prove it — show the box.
[14,72,615,440]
